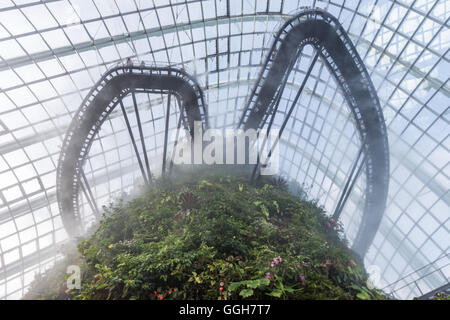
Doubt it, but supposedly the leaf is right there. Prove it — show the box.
[356,291,371,300]
[246,280,260,289]
[272,200,279,213]
[228,282,243,291]
[350,284,362,291]
[199,180,213,189]
[239,289,254,298]
[284,286,294,293]
[361,286,374,297]
[260,204,269,219]
[238,184,244,192]
[267,289,282,298]
[237,267,245,275]
[260,278,270,286]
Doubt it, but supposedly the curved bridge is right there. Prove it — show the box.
[57,65,207,236]
[239,10,390,257]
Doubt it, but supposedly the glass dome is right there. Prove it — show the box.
[0,0,448,299]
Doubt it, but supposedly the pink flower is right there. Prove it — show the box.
[219,287,223,291]
[300,274,305,283]
[220,282,224,286]
[272,256,282,266]
[296,264,302,269]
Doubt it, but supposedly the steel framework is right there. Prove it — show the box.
[240,10,390,257]
[56,63,207,237]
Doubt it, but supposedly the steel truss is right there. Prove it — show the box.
[239,9,390,257]
[57,64,207,237]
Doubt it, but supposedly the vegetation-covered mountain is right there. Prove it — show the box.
[24,171,386,300]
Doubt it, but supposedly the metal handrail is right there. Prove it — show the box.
[383,252,450,296]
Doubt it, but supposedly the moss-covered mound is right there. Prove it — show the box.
[25,172,386,300]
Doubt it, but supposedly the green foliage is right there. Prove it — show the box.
[268,176,289,192]
[430,292,450,300]
[24,172,387,300]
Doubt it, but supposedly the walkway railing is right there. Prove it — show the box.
[382,252,450,299]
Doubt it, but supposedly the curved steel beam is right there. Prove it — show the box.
[57,65,207,237]
[240,9,390,257]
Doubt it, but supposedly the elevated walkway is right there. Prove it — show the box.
[57,63,207,236]
[239,9,390,257]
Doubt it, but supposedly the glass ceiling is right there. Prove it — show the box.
[0,0,448,299]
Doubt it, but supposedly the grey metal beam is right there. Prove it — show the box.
[348,33,450,98]
[162,93,171,176]
[131,91,152,184]
[119,99,149,186]
[0,14,287,72]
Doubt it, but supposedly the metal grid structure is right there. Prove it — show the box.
[0,0,448,299]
